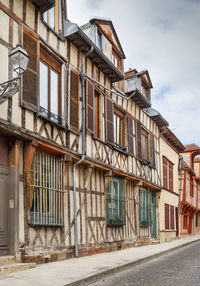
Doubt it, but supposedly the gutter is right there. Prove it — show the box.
[73,46,94,257]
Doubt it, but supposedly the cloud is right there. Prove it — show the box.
[67,0,200,145]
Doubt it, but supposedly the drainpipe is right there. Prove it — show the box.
[73,46,93,257]
[178,157,183,238]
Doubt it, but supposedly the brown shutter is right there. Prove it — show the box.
[165,203,169,229]
[150,134,156,168]
[169,162,173,191]
[127,116,134,156]
[136,121,142,159]
[86,79,94,133]
[70,70,79,129]
[163,157,168,189]
[170,205,174,229]
[23,28,39,110]
[105,97,114,144]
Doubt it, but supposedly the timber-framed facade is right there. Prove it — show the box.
[0,0,186,264]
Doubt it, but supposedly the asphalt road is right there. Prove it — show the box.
[89,241,200,286]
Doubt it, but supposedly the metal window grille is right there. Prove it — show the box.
[107,178,126,226]
[140,188,149,227]
[29,150,64,226]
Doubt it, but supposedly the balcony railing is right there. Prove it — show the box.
[38,106,65,129]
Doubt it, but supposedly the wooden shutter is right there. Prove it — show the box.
[86,80,94,133]
[70,70,79,129]
[23,28,39,110]
[169,162,173,191]
[105,97,114,144]
[163,157,168,189]
[170,205,174,229]
[150,134,156,168]
[165,204,169,229]
[136,121,142,159]
[127,116,134,156]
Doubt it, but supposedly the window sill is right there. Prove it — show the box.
[42,20,65,42]
[113,145,129,155]
[92,135,105,144]
[38,107,66,130]
[138,158,152,167]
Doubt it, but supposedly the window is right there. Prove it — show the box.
[196,213,198,227]
[97,31,102,50]
[112,49,120,69]
[141,128,149,161]
[29,149,64,226]
[140,188,149,227]
[163,157,173,191]
[141,82,151,101]
[107,177,126,226]
[165,204,175,230]
[114,109,124,148]
[183,215,187,229]
[190,175,194,196]
[94,91,100,138]
[43,0,62,34]
[39,47,62,124]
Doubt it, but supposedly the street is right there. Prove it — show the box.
[89,241,200,286]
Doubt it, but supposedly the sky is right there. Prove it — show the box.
[67,0,200,146]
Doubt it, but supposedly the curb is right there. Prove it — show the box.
[64,238,200,286]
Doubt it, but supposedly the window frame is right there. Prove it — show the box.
[165,203,175,230]
[163,156,174,192]
[141,128,149,161]
[113,108,125,149]
[29,149,64,227]
[94,90,100,138]
[43,0,63,35]
[39,47,62,122]
[190,175,194,197]
[140,188,149,227]
[107,177,126,227]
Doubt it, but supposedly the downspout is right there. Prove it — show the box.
[178,157,183,238]
[73,46,93,257]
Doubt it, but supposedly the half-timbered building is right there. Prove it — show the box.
[0,0,181,264]
[179,144,200,236]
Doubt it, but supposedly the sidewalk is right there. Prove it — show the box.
[0,235,200,286]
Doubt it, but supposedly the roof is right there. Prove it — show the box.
[64,21,124,83]
[31,0,55,12]
[126,89,151,109]
[160,127,185,152]
[184,144,200,152]
[125,69,153,88]
[89,18,126,59]
[148,108,169,128]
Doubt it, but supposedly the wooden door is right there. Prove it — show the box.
[189,216,192,235]
[0,166,9,255]
[151,192,156,239]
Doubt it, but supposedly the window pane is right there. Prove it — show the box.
[50,70,58,115]
[43,12,48,22]
[50,7,55,29]
[114,114,116,143]
[40,61,48,110]
[59,0,62,32]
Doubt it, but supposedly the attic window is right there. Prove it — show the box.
[141,81,151,102]
[43,0,62,34]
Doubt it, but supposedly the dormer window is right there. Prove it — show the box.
[43,0,62,34]
[97,31,102,50]
[112,49,120,69]
[141,82,151,101]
